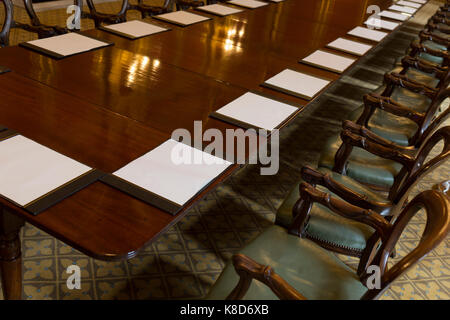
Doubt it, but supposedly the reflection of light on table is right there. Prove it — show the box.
[126,56,160,87]
[223,26,245,52]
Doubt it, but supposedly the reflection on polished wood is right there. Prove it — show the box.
[0,0,396,299]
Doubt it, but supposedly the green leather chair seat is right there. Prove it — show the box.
[207,225,368,300]
[390,67,441,89]
[276,167,381,252]
[348,105,419,146]
[390,86,432,113]
[318,134,403,189]
[418,40,446,66]
[422,40,447,52]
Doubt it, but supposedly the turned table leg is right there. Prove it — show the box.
[0,207,25,300]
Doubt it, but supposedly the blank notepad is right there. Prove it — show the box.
[364,17,399,31]
[213,92,298,131]
[388,5,417,14]
[154,11,211,26]
[0,135,91,207]
[113,140,232,207]
[101,20,169,39]
[22,33,111,58]
[389,4,417,14]
[327,38,373,56]
[379,10,409,21]
[227,0,268,9]
[263,69,331,100]
[347,26,388,42]
[300,50,356,73]
[397,1,421,8]
[409,0,426,3]
[196,4,243,16]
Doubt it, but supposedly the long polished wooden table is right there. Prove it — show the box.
[0,0,398,299]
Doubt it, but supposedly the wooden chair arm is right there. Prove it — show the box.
[419,30,450,48]
[359,92,425,126]
[384,73,438,99]
[342,120,415,151]
[339,129,416,170]
[226,254,307,300]
[298,183,391,237]
[401,55,448,78]
[427,21,450,34]
[429,15,450,27]
[409,41,450,61]
[300,165,392,211]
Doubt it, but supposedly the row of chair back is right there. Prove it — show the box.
[0,0,211,46]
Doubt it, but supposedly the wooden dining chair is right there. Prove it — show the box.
[85,0,128,28]
[128,0,173,19]
[276,126,450,261]
[207,189,450,300]
[174,0,205,10]
[13,0,79,38]
[0,0,13,47]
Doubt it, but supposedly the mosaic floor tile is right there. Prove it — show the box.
[132,277,167,300]
[96,280,133,300]
[23,258,56,281]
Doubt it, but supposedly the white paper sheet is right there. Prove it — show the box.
[196,4,243,16]
[347,26,388,42]
[408,0,426,3]
[364,17,399,31]
[301,50,356,73]
[215,92,298,131]
[397,1,421,8]
[389,4,417,14]
[227,0,268,9]
[379,10,409,21]
[25,33,110,57]
[155,11,210,26]
[102,20,169,38]
[0,135,91,207]
[327,38,373,56]
[114,140,232,206]
[264,69,330,100]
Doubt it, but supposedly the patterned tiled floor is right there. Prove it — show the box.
[0,1,449,300]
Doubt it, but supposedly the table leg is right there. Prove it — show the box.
[0,207,25,300]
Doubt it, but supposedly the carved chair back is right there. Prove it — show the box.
[0,0,13,47]
[136,0,173,8]
[86,0,128,16]
[389,126,450,203]
[361,189,450,299]
[22,0,82,26]
[85,0,128,27]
